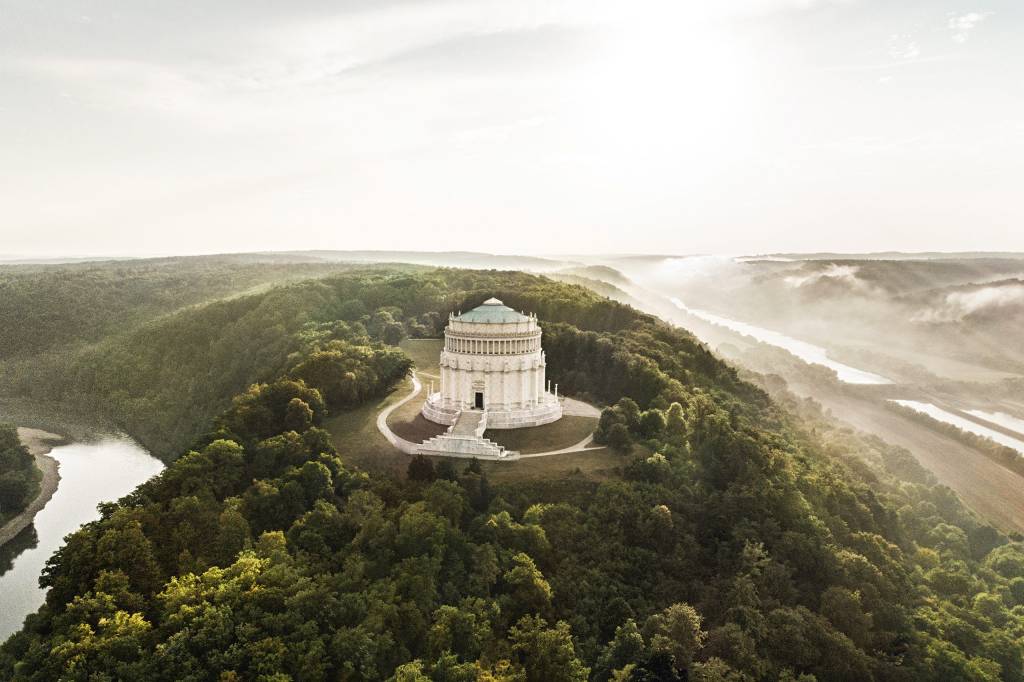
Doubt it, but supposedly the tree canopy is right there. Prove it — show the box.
[0,425,40,523]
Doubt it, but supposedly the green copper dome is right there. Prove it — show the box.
[454,298,531,324]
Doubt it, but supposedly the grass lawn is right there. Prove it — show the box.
[483,439,652,485]
[325,378,413,477]
[387,337,447,443]
[391,414,448,443]
[326,346,621,483]
[387,383,447,442]
[481,447,628,484]
[399,338,443,378]
[484,415,598,454]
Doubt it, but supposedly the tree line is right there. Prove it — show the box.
[887,402,1024,477]
[0,425,40,523]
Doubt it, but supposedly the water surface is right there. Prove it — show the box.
[669,297,893,385]
[965,410,1024,437]
[0,437,163,640]
[891,400,1024,454]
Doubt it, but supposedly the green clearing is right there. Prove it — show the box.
[484,414,597,454]
[480,446,624,484]
[390,414,447,443]
[328,371,611,483]
[325,339,444,475]
[398,338,443,378]
[387,381,447,443]
[324,378,412,478]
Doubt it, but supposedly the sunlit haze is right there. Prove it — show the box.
[2,0,1021,257]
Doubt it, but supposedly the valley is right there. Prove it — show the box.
[567,254,1024,534]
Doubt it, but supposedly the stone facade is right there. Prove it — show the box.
[422,297,562,430]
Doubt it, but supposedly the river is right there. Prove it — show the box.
[965,410,1024,438]
[668,297,893,385]
[0,437,163,640]
[892,400,1024,455]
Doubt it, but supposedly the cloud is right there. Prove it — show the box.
[946,284,1024,314]
[10,14,589,145]
[333,24,590,79]
[888,35,921,61]
[914,282,1024,322]
[784,264,867,289]
[949,11,992,43]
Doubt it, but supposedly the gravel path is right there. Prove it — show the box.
[518,432,603,458]
[375,379,604,460]
[376,373,423,455]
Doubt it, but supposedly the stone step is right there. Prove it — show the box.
[418,433,513,460]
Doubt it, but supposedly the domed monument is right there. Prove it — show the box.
[422,297,562,430]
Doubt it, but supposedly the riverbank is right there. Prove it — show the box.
[0,436,164,639]
[0,428,64,547]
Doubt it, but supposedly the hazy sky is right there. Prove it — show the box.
[2,0,1022,257]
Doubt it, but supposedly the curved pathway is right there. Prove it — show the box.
[561,396,601,418]
[518,432,604,458]
[515,395,604,458]
[375,378,605,461]
[376,372,423,455]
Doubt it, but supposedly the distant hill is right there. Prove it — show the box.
[0,256,359,360]
[755,251,1024,261]
[556,265,635,288]
[0,250,578,271]
[602,253,1024,378]
[284,250,578,271]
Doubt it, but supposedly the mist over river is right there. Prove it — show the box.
[0,437,163,640]
[891,401,1024,455]
[668,297,893,385]
[965,410,1024,438]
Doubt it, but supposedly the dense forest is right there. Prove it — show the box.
[0,255,354,361]
[0,426,40,524]
[1,266,1022,680]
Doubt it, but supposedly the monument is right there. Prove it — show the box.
[418,297,562,459]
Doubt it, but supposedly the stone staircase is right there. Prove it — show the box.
[417,410,519,460]
[450,410,487,437]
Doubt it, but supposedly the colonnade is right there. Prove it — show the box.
[444,334,541,355]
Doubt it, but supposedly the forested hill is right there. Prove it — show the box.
[0,255,356,361]
[1,266,1022,680]
[0,266,751,459]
